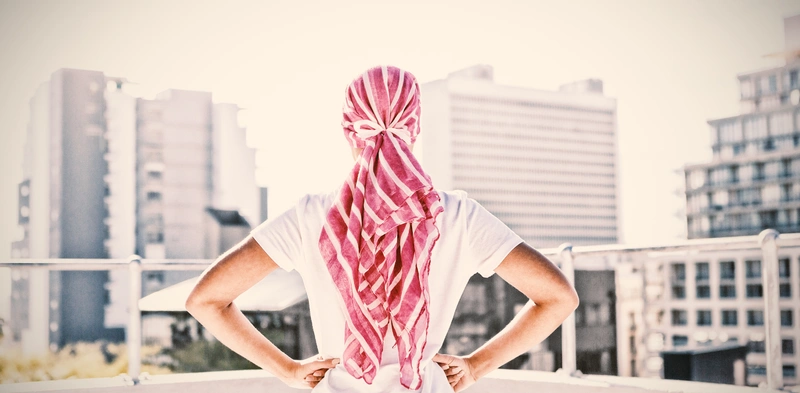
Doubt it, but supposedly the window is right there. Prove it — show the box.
[697,310,712,326]
[722,309,738,326]
[586,304,599,325]
[672,335,688,347]
[146,191,162,201]
[781,283,792,298]
[145,272,165,284]
[671,263,686,280]
[145,231,163,243]
[719,260,737,299]
[783,184,794,201]
[720,261,735,279]
[754,162,766,180]
[720,284,736,298]
[785,365,797,378]
[779,258,791,278]
[671,263,685,299]
[574,306,584,326]
[630,335,636,355]
[782,159,793,178]
[749,340,766,353]
[784,339,795,355]
[748,310,764,326]
[749,365,767,376]
[695,262,709,280]
[598,303,611,325]
[769,75,777,92]
[782,310,793,327]
[746,260,761,278]
[672,286,686,299]
[760,210,778,228]
[672,310,687,326]
[746,284,763,298]
[696,285,711,298]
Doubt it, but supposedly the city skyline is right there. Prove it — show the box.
[3,2,800,388]
[3,0,800,262]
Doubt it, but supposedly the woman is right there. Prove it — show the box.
[185,65,579,392]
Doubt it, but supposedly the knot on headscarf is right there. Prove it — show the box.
[352,119,413,146]
[342,65,421,149]
[319,65,443,390]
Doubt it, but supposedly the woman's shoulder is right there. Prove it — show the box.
[437,189,480,211]
[293,189,339,215]
[437,189,468,203]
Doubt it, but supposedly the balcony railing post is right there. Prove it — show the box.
[558,243,577,376]
[127,255,142,385]
[758,229,782,390]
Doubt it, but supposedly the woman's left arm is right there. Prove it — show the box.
[185,235,338,389]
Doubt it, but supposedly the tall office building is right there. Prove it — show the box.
[10,68,264,354]
[420,65,620,373]
[684,15,800,239]
[420,65,620,248]
[11,69,122,353]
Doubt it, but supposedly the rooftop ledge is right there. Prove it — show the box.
[1,369,786,393]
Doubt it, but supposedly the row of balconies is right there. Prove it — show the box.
[739,68,799,100]
[691,172,796,192]
[690,224,800,238]
[691,199,786,213]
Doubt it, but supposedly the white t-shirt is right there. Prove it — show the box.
[251,189,524,393]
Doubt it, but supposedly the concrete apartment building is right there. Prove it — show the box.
[684,15,800,239]
[615,246,800,386]
[9,68,264,355]
[420,66,620,374]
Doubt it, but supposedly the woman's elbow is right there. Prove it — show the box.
[184,292,203,316]
[564,286,580,311]
[184,290,219,316]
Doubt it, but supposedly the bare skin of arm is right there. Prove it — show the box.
[185,235,339,389]
[433,242,580,391]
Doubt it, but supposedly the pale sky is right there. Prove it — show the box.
[1,0,799,259]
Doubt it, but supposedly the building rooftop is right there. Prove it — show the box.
[2,369,785,393]
[205,207,250,227]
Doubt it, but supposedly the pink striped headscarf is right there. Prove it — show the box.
[319,66,443,389]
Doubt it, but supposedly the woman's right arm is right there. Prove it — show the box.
[185,236,338,389]
[434,242,579,391]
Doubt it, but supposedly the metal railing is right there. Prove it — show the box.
[2,229,798,390]
[0,256,211,386]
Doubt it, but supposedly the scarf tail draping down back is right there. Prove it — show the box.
[319,66,443,390]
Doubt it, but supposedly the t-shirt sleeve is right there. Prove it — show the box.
[250,203,304,272]
[463,196,525,278]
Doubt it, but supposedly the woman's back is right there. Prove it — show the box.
[186,65,577,393]
[251,189,523,392]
